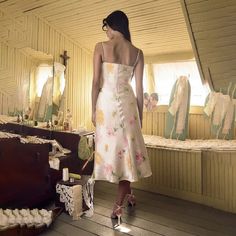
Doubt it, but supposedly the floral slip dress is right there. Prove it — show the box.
[93,45,152,183]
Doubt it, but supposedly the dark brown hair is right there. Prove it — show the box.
[102,10,131,42]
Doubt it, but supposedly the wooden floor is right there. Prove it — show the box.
[42,182,236,236]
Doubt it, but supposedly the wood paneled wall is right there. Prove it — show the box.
[0,0,192,56]
[1,8,234,134]
[133,147,203,204]
[202,150,236,212]
[0,10,93,130]
[181,0,236,94]
[0,42,35,112]
[0,90,9,114]
[142,105,236,139]
[133,147,236,213]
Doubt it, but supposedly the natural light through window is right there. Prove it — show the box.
[152,61,209,106]
[36,64,53,97]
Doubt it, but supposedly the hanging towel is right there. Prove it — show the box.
[222,100,235,135]
[234,99,236,122]
[212,93,230,126]
[165,75,191,140]
[204,92,218,117]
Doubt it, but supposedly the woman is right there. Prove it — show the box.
[143,92,150,111]
[149,92,159,111]
[91,10,152,224]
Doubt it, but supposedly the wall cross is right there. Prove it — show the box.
[60,50,70,68]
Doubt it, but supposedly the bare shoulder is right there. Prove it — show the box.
[101,40,111,46]
[132,45,143,60]
[136,47,143,55]
[134,45,143,54]
[138,49,144,59]
[131,44,143,55]
[94,42,103,50]
[94,42,104,58]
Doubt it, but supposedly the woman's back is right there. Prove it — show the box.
[102,39,139,67]
[92,10,152,224]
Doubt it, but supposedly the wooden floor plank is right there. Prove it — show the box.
[95,191,236,236]
[95,182,236,233]
[44,219,96,236]
[93,204,195,236]
[95,182,236,227]
[41,220,66,235]
[41,228,65,236]
[59,212,128,236]
[82,213,162,236]
[60,211,163,236]
[41,181,236,236]
[95,196,235,236]
[95,196,220,236]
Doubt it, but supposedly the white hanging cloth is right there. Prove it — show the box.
[212,93,231,126]
[203,92,219,117]
[222,100,235,135]
[168,76,189,135]
[234,99,236,122]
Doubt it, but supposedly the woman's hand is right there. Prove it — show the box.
[92,111,96,127]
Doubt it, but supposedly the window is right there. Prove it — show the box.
[35,64,53,97]
[152,61,209,106]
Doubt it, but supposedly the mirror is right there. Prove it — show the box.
[51,62,66,126]
[1,47,66,129]
[27,49,66,127]
[22,48,54,124]
[33,62,54,122]
[30,58,66,126]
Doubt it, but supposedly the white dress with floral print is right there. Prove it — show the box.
[93,62,152,183]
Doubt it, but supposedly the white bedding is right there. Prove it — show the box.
[143,135,236,152]
[0,131,19,139]
[0,115,17,124]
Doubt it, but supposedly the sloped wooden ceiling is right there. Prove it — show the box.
[181,0,236,94]
[0,0,192,56]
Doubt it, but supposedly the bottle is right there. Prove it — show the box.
[17,114,20,123]
[64,109,72,131]
[63,120,69,131]
[17,114,22,123]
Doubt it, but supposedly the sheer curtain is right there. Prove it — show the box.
[35,64,53,97]
[153,61,209,106]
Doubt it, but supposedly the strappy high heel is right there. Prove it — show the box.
[126,192,136,207]
[111,204,123,225]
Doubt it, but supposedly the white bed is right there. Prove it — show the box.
[143,135,236,151]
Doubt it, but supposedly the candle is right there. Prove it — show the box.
[62,168,69,181]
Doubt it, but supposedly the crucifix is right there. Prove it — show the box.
[60,50,70,68]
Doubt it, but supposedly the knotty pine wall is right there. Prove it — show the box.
[1,9,235,137]
[0,42,35,114]
[133,148,203,205]
[181,0,236,93]
[142,106,236,139]
[0,90,9,114]
[0,10,93,130]
[133,146,236,213]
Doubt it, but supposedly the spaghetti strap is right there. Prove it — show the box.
[133,49,140,67]
[101,42,105,62]
[130,49,140,78]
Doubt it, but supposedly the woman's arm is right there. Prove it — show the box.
[134,50,144,127]
[91,43,102,126]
